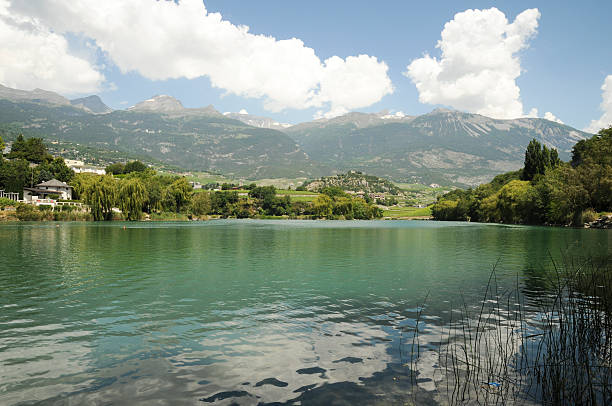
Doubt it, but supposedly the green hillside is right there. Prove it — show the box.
[0,99,322,179]
[285,109,589,186]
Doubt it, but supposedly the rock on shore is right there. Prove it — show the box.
[585,215,612,229]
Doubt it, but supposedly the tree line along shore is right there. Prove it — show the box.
[1,127,610,225]
[431,127,611,227]
[0,135,384,221]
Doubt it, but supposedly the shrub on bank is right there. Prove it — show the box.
[0,197,16,208]
[53,211,92,221]
[150,212,190,221]
[13,204,91,221]
[16,204,42,221]
[581,208,599,223]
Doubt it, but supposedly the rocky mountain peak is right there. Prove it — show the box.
[70,95,112,114]
[0,84,70,106]
[128,95,184,112]
[430,107,456,114]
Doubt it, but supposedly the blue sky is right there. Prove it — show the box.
[2,1,611,131]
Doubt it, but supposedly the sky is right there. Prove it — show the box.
[1,0,611,131]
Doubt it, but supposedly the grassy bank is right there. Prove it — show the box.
[383,206,432,218]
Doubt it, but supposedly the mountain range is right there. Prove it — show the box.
[284,108,587,185]
[0,85,591,186]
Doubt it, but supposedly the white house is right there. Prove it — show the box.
[72,166,106,175]
[64,159,85,167]
[65,159,106,175]
[23,179,73,203]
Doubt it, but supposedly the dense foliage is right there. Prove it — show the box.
[432,130,612,226]
[7,134,52,163]
[105,160,148,175]
[66,171,383,221]
[0,134,74,195]
[521,138,561,180]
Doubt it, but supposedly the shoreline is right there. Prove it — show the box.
[2,206,609,228]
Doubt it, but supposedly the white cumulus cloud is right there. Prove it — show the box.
[404,7,540,119]
[526,108,564,124]
[543,111,563,124]
[0,0,103,94]
[526,107,539,118]
[7,0,393,117]
[585,75,612,133]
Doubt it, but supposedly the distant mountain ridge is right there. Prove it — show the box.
[284,108,589,186]
[0,85,322,179]
[128,94,184,112]
[0,84,591,186]
[224,112,291,131]
[0,84,71,106]
[0,84,113,114]
[128,94,224,118]
[287,110,414,132]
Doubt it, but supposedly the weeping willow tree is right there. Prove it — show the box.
[118,178,147,220]
[84,175,117,221]
[162,177,192,213]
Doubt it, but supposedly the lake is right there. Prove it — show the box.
[0,220,609,405]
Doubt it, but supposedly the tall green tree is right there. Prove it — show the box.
[496,180,535,224]
[163,177,192,213]
[84,175,117,221]
[7,134,26,160]
[249,186,283,215]
[124,160,147,174]
[313,195,333,218]
[105,162,125,175]
[0,159,29,195]
[24,138,51,163]
[249,186,276,200]
[190,192,212,216]
[118,178,147,220]
[7,135,52,163]
[69,173,98,200]
[210,191,239,216]
[522,139,561,181]
[36,168,53,184]
[352,198,372,219]
[332,196,353,217]
[45,157,74,182]
[571,126,612,167]
[543,165,589,226]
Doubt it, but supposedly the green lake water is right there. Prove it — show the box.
[0,220,609,405]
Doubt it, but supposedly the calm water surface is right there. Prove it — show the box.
[0,220,609,405]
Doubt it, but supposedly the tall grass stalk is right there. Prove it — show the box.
[409,255,611,405]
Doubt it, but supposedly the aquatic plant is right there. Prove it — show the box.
[409,255,612,405]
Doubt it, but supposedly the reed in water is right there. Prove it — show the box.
[409,254,612,405]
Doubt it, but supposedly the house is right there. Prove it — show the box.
[64,159,85,167]
[23,179,73,204]
[65,159,106,175]
[71,166,106,175]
